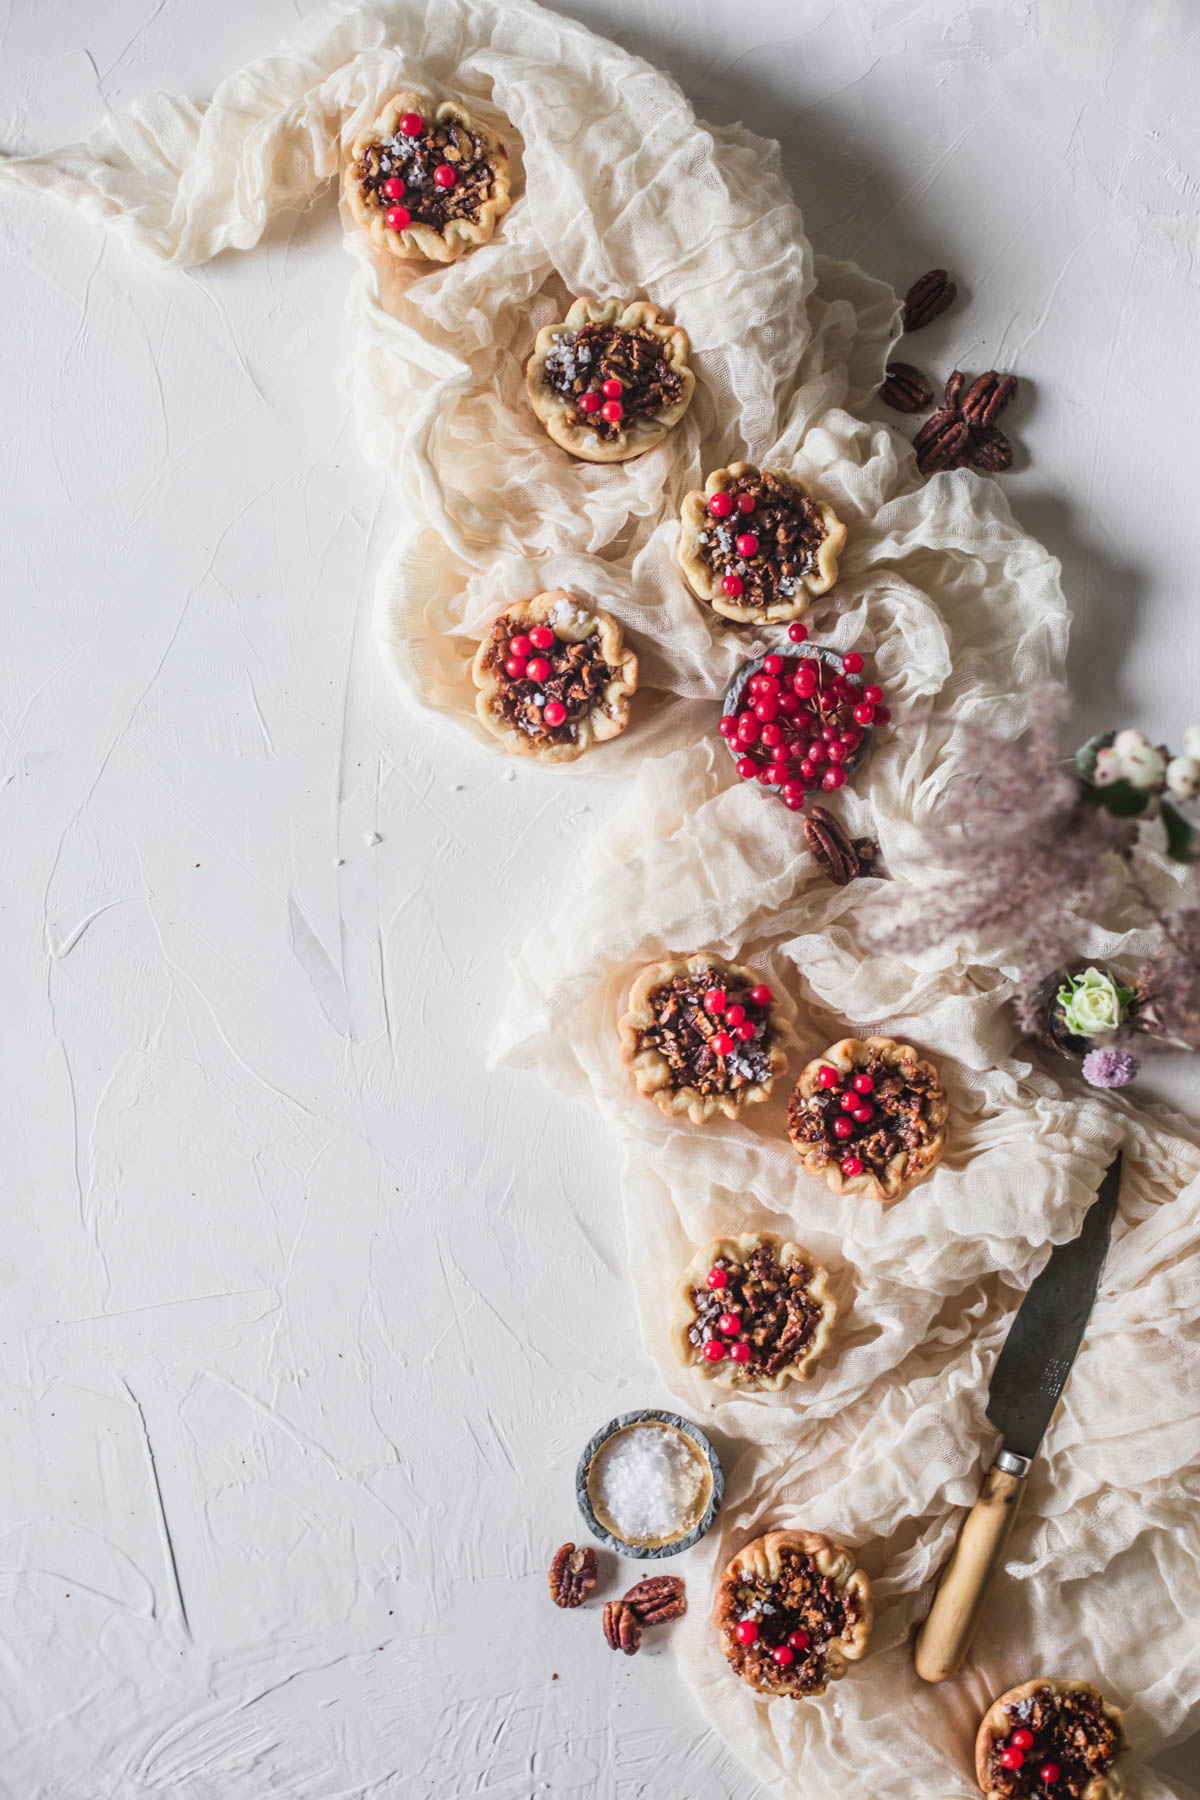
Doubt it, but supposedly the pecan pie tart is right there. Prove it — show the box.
[714,1530,872,1698]
[526,298,695,463]
[671,1234,837,1389]
[678,463,846,623]
[345,93,511,263]
[975,1680,1128,1800]
[787,1036,948,1204]
[472,590,638,764]
[619,956,788,1124]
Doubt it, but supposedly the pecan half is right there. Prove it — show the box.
[913,408,969,474]
[622,1575,687,1626]
[965,424,1013,472]
[960,370,1018,426]
[902,268,957,332]
[602,1599,641,1655]
[943,369,965,409]
[548,1542,597,1609]
[802,806,879,886]
[880,361,933,414]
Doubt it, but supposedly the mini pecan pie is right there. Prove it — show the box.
[714,1530,872,1698]
[345,93,511,263]
[787,1036,948,1204]
[619,957,788,1124]
[472,590,638,764]
[678,463,846,623]
[525,298,695,463]
[671,1234,837,1390]
[975,1680,1128,1800]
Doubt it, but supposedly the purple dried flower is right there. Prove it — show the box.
[1135,891,1200,1048]
[1081,1046,1139,1088]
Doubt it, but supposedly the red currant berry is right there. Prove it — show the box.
[736,491,756,514]
[755,698,779,724]
[840,1091,860,1112]
[777,691,800,715]
[842,651,864,674]
[578,391,602,414]
[399,111,424,136]
[708,491,734,518]
[822,766,847,791]
[808,742,827,765]
[757,767,778,786]
[433,164,456,188]
[817,1066,840,1089]
[762,654,784,676]
[703,1339,726,1362]
[799,761,818,783]
[735,532,759,557]
[1010,1731,1035,1752]
[841,728,863,752]
[1039,1765,1061,1785]
[729,1340,752,1362]
[853,703,875,726]
[704,989,728,1015]
[998,1749,1024,1771]
[717,1311,741,1335]
[509,633,533,658]
[787,621,809,643]
[737,718,760,745]
[787,1629,811,1650]
[841,1156,863,1176]
[826,741,847,763]
[724,1003,746,1026]
[385,206,412,230]
[735,1020,756,1040]
[525,657,551,683]
[529,626,555,650]
[873,704,891,725]
[833,1117,854,1140]
[795,673,818,700]
[853,1104,874,1124]
[601,378,623,399]
[382,177,405,200]
[734,1619,758,1645]
[749,984,773,1006]
[820,724,839,742]
[600,399,624,423]
[771,743,791,764]
[763,722,787,748]
[863,685,884,705]
[543,701,567,727]
[781,781,805,803]
[505,656,530,682]
[706,1266,728,1289]
[852,1073,874,1094]
[736,757,758,780]
[721,574,744,597]
[771,1646,795,1667]
[756,674,780,695]
[718,716,738,739]
[817,689,838,712]
[712,1032,735,1055]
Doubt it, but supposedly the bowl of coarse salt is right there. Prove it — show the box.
[576,1408,723,1559]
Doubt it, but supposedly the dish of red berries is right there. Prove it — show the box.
[718,632,889,811]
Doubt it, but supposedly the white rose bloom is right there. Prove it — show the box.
[1091,747,1122,786]
[1118,740,1167,790]
[1113,727,1149,759]
[1184,725,1200,760]
[1058,967,1128,1038]
[1166,754,1200,801]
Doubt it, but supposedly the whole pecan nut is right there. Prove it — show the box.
[960,370,1018,426]
[622,1574,687,1626]
[965,424,1013,473]
[913,408,969,474]
[602,1599,642,1655]
[880,361,933,414]
[548,1542,597,1609]
[902,268,957,332]
[801,806,879,886]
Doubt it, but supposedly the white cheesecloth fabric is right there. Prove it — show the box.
[3,1,1199,1795]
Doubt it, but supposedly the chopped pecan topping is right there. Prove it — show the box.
[787,1048,940,1176]
[542,323,684,439]
[697,470,828,611]
[687,1243,825,1379]
[621,1575,686,1626]
[967,424,1014,472]
[548,1542,597,1609]
[482,614,617,747]
[913,407,970,474]
[988,1685,1121,1799]
[636,969,774,1099]
[880,362,934,413]
[802,806,879,886]
[902,268,957,331]
[353,115,496,230]
[960,370,1018,426]
[602,1600,641,1655]
[716,1544,857,1695]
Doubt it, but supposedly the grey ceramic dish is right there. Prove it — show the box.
[721,642,874,785]
[576,1408,724,1560]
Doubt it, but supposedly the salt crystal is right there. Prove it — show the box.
[591,1423,708,1543]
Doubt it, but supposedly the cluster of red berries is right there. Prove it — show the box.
[996,1730,1060,1783]
[577,376,627,425]
[732,1617,812,1667]
[502,625,569,727]
[699,1262,752,1365]
[814,1063,882,1179]
[707,487,761,599]
[381,113,457,231]
[719,633,890,810]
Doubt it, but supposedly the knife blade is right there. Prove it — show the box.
[913,1149,1122,1683]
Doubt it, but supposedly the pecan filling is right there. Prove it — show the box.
[482,618,614,747]
[542,324,684,439]
[698,470,828,608]
[787,1049,938,1175]
[988,1687,1120,1799]
[353,117,495,230]
[687,1245,823,1378]
[717,1546,856,1695]
[637,972,773,1097]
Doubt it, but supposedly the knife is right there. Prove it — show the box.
[913,1149,1122,1684]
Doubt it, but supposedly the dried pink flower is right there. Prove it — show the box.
[1081,1046,1139,1088]
[1136,892,1200,1048]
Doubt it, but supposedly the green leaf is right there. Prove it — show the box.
[1092,779,1153,818]
[1162,798,1198,862]
[1075,731,1114,778]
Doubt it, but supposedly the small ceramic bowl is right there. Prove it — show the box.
[576,1408,724,1560]
[721,643,875,792]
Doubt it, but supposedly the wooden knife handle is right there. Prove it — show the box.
[913,1461,1028,1683]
